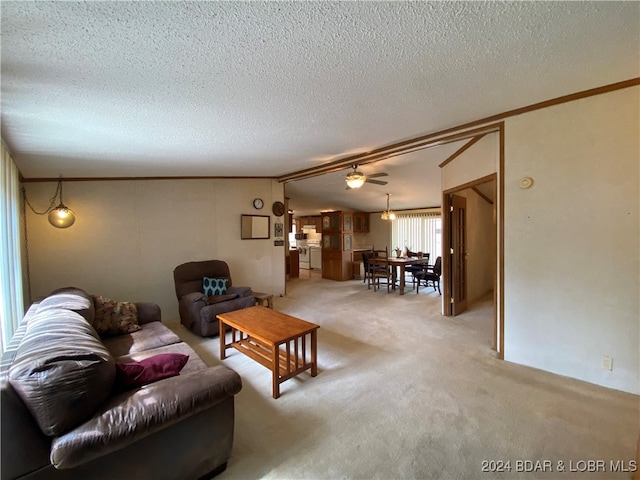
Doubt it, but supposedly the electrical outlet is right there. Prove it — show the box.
[602,356,613,371]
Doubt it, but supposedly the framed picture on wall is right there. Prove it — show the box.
[274,222,284,238]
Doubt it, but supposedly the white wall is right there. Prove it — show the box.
[368,214,392,252]
[504,86,639,394]
[23,178,286,322]
[442,133,500,191]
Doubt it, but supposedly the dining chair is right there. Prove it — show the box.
[370,257,393,293]
[406,252,430,283]
[412,256,442,295]
[372,246,388,259]
[369,246,393,291]
[361,251,375,288]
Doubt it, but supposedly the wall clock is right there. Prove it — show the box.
[253,198,264,209]
[272,201,285,217]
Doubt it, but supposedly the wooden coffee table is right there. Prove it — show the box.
[217,306,319,399]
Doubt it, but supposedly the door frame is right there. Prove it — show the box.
[442,172,500,355]
[448,193,468,316]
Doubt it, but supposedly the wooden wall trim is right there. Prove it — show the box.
[16,77,639,184]
[498,122,505,359]
[279,77,639,183]
[442,173,497,194]
[438,134,487,169]
[21,175,277,183]
[472,186,493,205]
[279,123,501,183]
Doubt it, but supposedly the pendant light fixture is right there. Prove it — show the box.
[47,178,75,228]
[48,201,76,228]
[23,176,76,228]
[381,193,396,220]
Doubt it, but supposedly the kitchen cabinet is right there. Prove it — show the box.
[321,211,354,281]
[321,250,352,281]
[353,213,370,233]
[287,249,299,278]
[342,212,353,232]
[294,216,322,232]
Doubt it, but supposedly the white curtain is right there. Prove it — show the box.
[0,144,24,355]
[391,211,442,260]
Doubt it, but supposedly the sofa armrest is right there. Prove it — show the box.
[50,365,242,469]
[135,302,161,325]
[1,378,52,479]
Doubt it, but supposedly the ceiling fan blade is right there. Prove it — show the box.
[366,179,388,185]
[367,172,388,178]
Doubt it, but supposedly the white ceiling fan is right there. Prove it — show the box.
[345,164,388,189]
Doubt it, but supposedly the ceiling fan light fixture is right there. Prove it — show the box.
[345,170,366,189]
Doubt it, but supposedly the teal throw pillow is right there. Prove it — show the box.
[203,277,228,296]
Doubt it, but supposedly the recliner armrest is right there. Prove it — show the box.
[178,292,207,330]
[181,292,207,303]
[50,365,242,469]
[227,286,252,298]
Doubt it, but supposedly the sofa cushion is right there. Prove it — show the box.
[102,321,182,358]
[8,307,115,436]
[116,342,208,376]
[115,353,189,390]
[92,295,141,337]
[203,277,228,296]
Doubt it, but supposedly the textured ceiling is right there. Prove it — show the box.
[2,1,638,213]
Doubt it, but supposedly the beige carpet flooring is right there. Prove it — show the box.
[169,272,639,480]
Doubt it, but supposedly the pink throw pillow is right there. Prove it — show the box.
[115,353,189,390]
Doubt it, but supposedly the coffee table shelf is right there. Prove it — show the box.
[217,306,319,399]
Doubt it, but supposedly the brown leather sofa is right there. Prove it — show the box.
[174,260,256,336]
[1,287,242,480]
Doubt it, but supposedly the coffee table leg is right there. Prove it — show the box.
[272,345,280,399]
[310,331,318,377]
[219,320,226,359]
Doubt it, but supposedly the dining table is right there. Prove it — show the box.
[371,256,431,295]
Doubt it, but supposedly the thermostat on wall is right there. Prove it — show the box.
[519,177,533,189]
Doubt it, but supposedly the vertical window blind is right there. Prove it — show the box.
[391,211,442,259]
[1,145,24,355]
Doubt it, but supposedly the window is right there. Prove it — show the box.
[1,145,24,354]
[391,211,442,259]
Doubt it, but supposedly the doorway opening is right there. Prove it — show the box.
[443,175,498,353]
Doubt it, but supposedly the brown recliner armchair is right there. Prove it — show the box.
[174,260,256,337]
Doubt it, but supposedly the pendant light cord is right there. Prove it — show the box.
[21,177,64,302]
[22,179,62,216]
[21,188,33,303]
